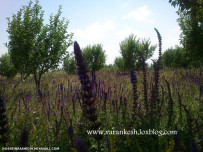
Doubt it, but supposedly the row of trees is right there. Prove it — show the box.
[63,34,156,74]
[0,0,202,89]
[1,40,192,82]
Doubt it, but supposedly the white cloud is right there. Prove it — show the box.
[0,45,8,57]
[123,5,154,23]
[115,27,144,41]
[121,2,129,8]
[163,26,181,50]
[73,20,115,43]
[103,44,120,64]
[69,20,117,64]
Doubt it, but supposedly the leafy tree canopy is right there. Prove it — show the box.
[117,34,156,70]
[6,0,73,89]
[114,57,125,71]
[63,53,77,74]
[82,44,106,72]
[0,53,17,78]
[169,0,202,12]
[169,0,203,67]
[162,46,188,68]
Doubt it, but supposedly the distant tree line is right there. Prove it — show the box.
[0,0,202,87]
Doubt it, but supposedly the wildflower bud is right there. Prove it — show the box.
[75,137,87,152]
[20,127,29,147]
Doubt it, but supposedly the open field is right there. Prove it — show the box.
[0,0,202,151]
[0,68,202,152]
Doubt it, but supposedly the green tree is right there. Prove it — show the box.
[0,53,17,78]
[82,44,106,72]
[6,0,73,90]
[162,46,188,68]
[169,0,203,67]
[117,34,156,70]
[114,57,125,71]
[63,53,76,74]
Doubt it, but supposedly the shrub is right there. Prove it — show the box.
[63,53,77,74]
[162,46,188,68]
[82,44,106,72]
[0,53,17,78]
[116,34,156,71]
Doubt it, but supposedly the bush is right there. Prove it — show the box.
[115,34,156,71]
[162,46,188,68]
[82,44,106,72]
[114,57,125,71]
[63,53,77,74]
[0,53,17,78]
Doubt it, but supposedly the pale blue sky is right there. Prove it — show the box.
[0,0,180,64]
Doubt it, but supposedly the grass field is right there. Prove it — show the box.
[0,67,202,152]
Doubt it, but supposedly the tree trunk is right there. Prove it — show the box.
[33,71,41,92]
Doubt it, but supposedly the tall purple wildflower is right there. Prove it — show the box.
[74,41,102,151]
[68,119,74,148]
[177,92,182,118]
[75,137,88,152]
[20,127,29,147]
[183,105,193,135]
[0,96,9,145]
[151,28,162,114]
[165,79,174,128]
[103,92,107,111]
[140,55,148,115]
[130,69,138,119]
[148,28,162,127]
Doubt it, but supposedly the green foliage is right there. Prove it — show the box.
[169,0,203,67]
[114,57,125,71]
[6,0,73,89]
[0,53,17,78]
[63,53,77,74]
[1,68,202,151]
[82,44,106,72]
[162,46,188,68]
[100,64,118,72]
[169,0,202,12]
[116,34,156,71]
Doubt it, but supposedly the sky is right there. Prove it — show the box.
[0,0,181,65]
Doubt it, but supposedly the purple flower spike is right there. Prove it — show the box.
[0,96,9,144]
[200,85,203,93]
[74,41,102,144]
[61,105,64,110]
[38,89,42,97]
[14,119,18,125]
[20,127,29,147]
[75,137,87,152]
[54,112,57,117]
[68,125,74,136]
[60,83,63,91]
